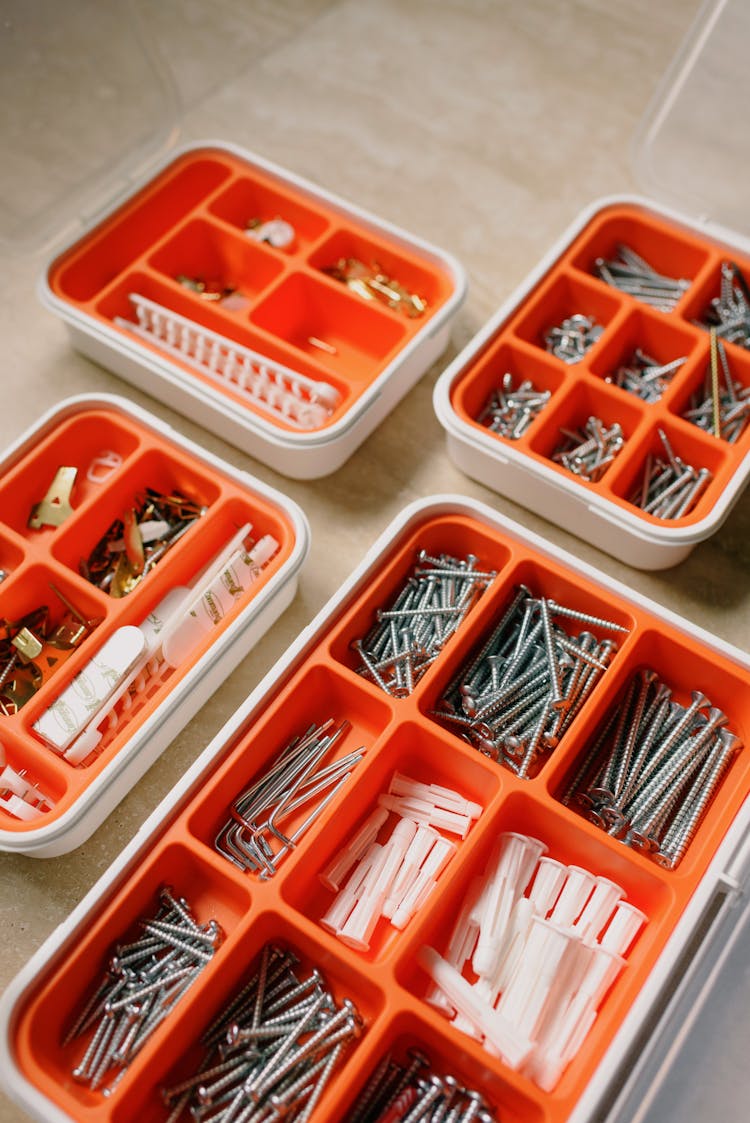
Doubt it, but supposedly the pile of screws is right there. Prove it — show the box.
[323,258,428,318]
[551,416,625,482]
[350,1048,497,1123]
[477,372,552,439]
[562,669,742,869]
[160,943,362,1123]
[629,428,712,519]
[352,551,497,697]
[702,261,750,347]
[606,348,687,402]
[214,718,365,877]
[682,336,750,442]
[80,487,206,597]
[544,314,603,364]
[432,586,626,779]
[65,887,223,1095]
[595,244,689,311]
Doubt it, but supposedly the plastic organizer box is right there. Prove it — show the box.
[434,199,750,568]
[0,394,309,857]
[1,496,748,1122]
[41,143,466,479]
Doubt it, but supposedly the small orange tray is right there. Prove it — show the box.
[3,497,749,1121]
[42,145,465,478]
[436,200,750,568]
[0,395,308,856]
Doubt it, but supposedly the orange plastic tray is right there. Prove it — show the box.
[7,499,750,1122]
[441,202,750,566]
[0,397,302,848]
[46,147,457,435]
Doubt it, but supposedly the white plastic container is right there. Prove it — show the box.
[0,495,747,1122]
[0,393,309,857]
[434,0,750,569]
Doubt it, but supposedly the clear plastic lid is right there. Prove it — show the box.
[633,0,750,234]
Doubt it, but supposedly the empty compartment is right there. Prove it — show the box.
[309,226,452,319]
[0,531,24,581]
[423,559,633,780]
[397,789,672,1099]
[555,626,750,878]
[282,719,494,960]
[0,409,141,540]
[511,271,622,362]
[588,308,701,404]
[328,514,510,693]
[251,272,407,378]
[12,841,251,1116]
[209,173,331,251]
[0,563,107,718]
[528,380,644,486]
[49,154,234,303]
[670,337,750,446]
[148,217,284,305]
[568,205,710,309]
[187,660,392,875]
[110,911,386,1123]
[51,445,221,594]
[450,337,567,440]
[681,255,750,350]
[337,1009,545,1123]
[610,420,730,523]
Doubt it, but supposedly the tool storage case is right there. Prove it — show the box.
[0,394,309,857]
[434,0,750,569]
[40,142,466,480]
[0,495,747,1122]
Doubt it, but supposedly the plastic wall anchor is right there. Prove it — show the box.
[319,806,388,891]
[377,793,472,837]
[388,772,482,819]
[549,865,597,927]
[337,844,393,951]
[527,857,568,917]
[573,876,625,942]
[496,917,576,1036]
[383,823,438,918]
[490,895,535,997]
[390,836,455,929]
[599,901,647,956]
[320,843,382,934]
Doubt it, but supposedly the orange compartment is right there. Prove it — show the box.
[0,402,301,837]
[8,504,750,1123]
[45,147,457,437]
[447,203,750,543]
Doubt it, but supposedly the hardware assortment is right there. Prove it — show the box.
[561,670,743,869]
[352,550,497,696]
[682,335,750,442]
[322,257,428,318]
[595,244,689,312]
[701,260,750,348]
[628,428,712,520]
[544,315,603,364]
[551,417,625,482]
[477,372,552,439]
[319,771,482,950]
[160,944,362,1123]
[419,831,646,1091]
[605,348,687,402]
[66,888,223,1096]
[7,503,750,1123]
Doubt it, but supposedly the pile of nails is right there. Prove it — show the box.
[702,260,750,347]
[353,551,497,698]
[323,258,427,318]
[66,887,222,1095]
[419,831,646,1092]
[562,669,742,869]
[544,314,602,364]
[319,771,481,950]
[682,336,750,442]
[214,718,365,878]
[606,348,687,403]
[80,487,206,598]
[552,416,625,482]
[433,585,627,778]
[350,1048,496,1123]
[630,428,712,519]
[0,743,55,820]
[477,372,551,439]
[161,943,362,1123]
[595,244,689,312]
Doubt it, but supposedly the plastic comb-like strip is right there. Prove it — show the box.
[115,293,341,431]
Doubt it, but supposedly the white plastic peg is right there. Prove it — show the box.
[549,865,596,927]
[574,876,624,942]
[599,901,647,956]
[319,806,388,890]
